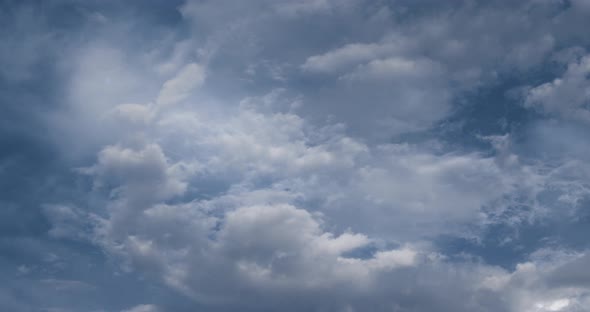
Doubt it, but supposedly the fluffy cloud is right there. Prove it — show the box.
[4,0,590,311]
[67,65,587,311]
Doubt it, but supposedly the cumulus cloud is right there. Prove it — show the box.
[69,71,588,311]
[4,0,590,311]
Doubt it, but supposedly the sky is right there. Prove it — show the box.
[1,0,590,311]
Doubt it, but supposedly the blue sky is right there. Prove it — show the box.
[2,0,590,311]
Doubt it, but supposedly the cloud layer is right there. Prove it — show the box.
[2,1,590,311]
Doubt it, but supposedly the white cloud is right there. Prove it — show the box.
[72,95,546,311]
[156,63,206,107]
[525,54,590,123]
[121,304,159,312]
[26,1,590,311]
[63,63,589,309]
[85,144,187,202]
[302,42,404,73]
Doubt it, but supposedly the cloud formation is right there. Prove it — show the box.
[2,0,590,311]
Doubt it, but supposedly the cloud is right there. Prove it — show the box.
[525,54,590,123]
[85,144,187,202]
[70,81,585,311]
[121,304,160,312]
[156,63,206,107]
[5,0,590,311]
[301,42,403,73]
[51,24,590,309]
